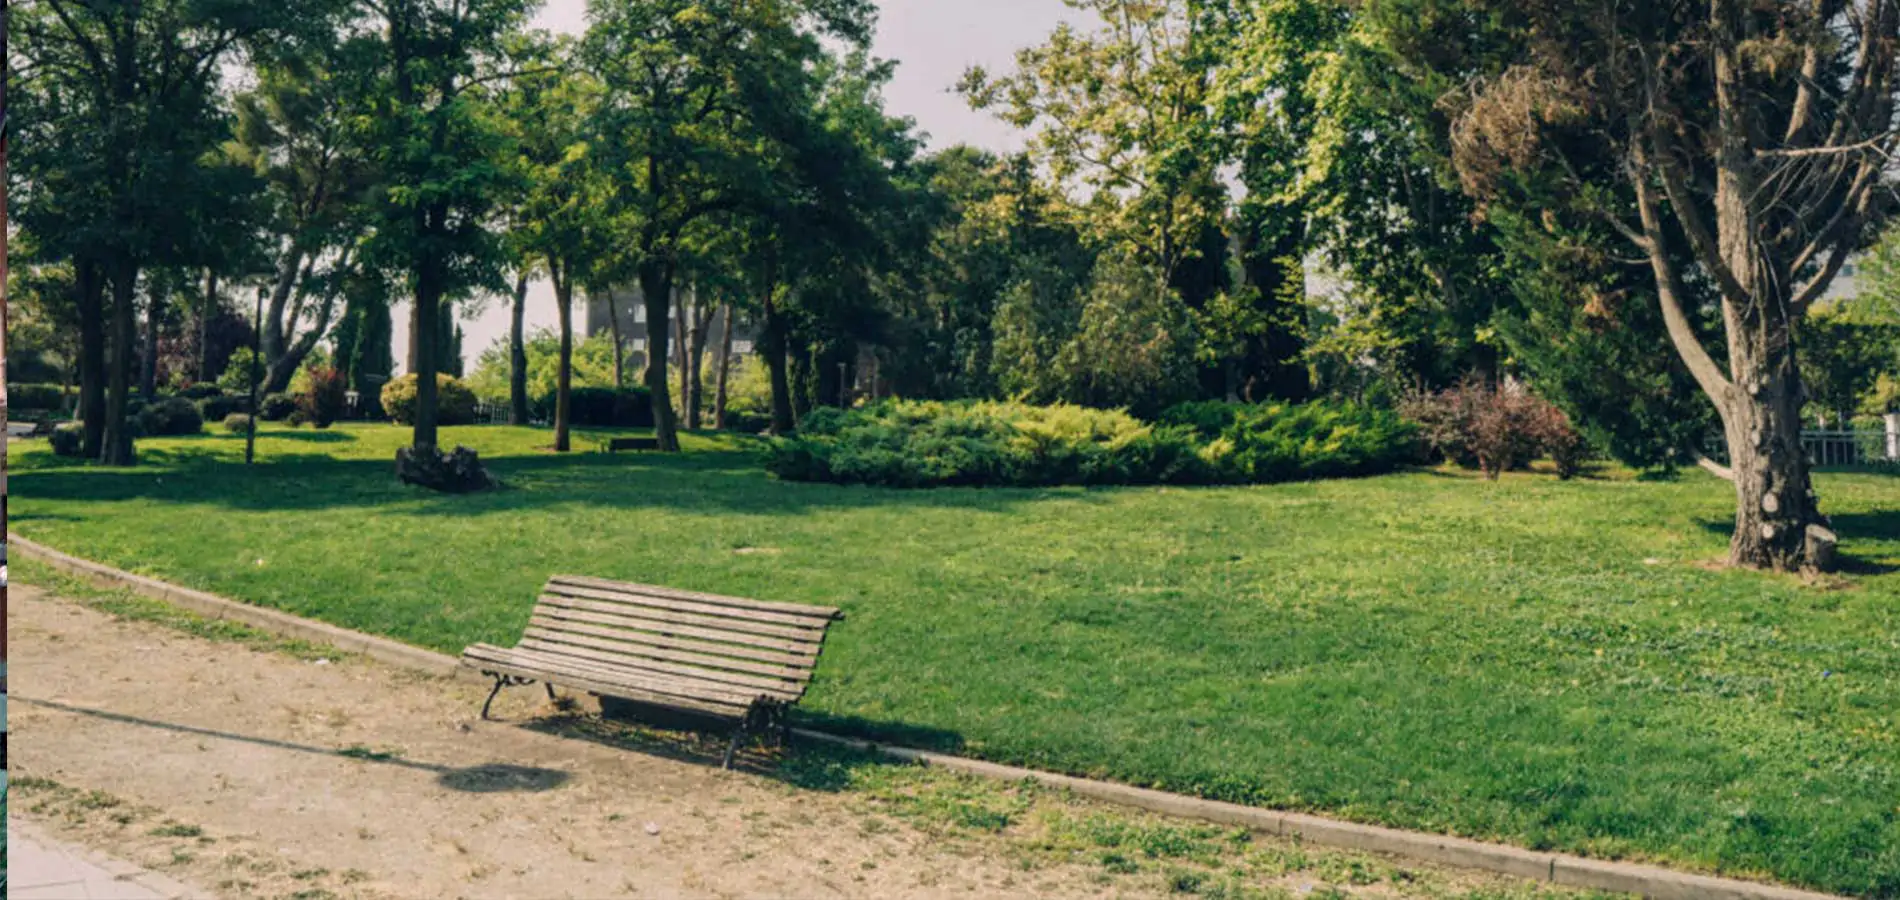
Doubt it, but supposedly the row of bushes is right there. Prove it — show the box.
[764,399,1423,488]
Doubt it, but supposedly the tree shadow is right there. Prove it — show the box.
[14,696,571,794]
[1695,513,1900,576]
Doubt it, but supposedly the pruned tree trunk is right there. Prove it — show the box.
[101,258,140,466]
[509,270,530,426]
[638,259,682,452]
[713,303,735,430]
[552,259,574,453]
[1719,310,1831,572]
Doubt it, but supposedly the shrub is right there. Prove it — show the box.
[137,397,205,437]
[381,373,478,426]
[196,394,252,422]
[216,348,260,395]
[1400,380,1590,480]
[180,383,225,400]
[50,422,85,458]
[765,399,1417,489]
[223,412,256,434]
[7,383,68,410]
[298,366,348,429]
[259,393,298,422]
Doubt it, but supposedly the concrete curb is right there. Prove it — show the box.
[8,533,1846,900]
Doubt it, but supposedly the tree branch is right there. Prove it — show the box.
[1628,149,1736,405]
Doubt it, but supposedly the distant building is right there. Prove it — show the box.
[583,284,758,371]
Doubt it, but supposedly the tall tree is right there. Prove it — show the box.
[501,37,603,453]
[355,0,529,477]
[228,45,377,394]
[1400,0,1900,572]
[584,0,875,451]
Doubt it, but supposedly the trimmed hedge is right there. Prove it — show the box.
[765,399,1420,489]
[381,374,478,426]
[259,393,299,421]
[50,422,85,457]
[138,397,206,437]
[223,412,256,434]
[8,383,69,410]
[534,386,655,428]
[196,394,253,422]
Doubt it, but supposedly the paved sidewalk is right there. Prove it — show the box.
[10,817,213,900]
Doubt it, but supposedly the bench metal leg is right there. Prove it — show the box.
[478,672,538,721]
[722,718,749,770]
[545,682,557,703]
[481,676,508,721]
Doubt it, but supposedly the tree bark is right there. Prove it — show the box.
[761,285,794,434]
[1720,312,1830,571]
[142,275,165,399]
[674,282,689,425]
[713,303,734,430]
[606,288,625,389]
[638,259,682,451]
[509,270,530,426]
[552,260,574,453]
[101,258,140,466]
[199,268,217,383]
[76,262,108,456]
[411,222,443,452]
[261,243,308,382]
[686,295,712,430]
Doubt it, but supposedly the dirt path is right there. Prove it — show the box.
[9,581,1588,900]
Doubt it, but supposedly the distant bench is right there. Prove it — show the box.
[461,575,843,768]
[606,437,660,452]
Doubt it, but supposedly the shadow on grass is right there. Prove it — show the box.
[10,447,1118,519]
[13,696,572,793]
[1695,513,1900,576]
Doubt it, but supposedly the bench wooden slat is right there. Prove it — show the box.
[463,649,755,716]
[527,614,818,668]
[533,598,825,652]
[515,637,805,700]
[464,644,772,706]
[543,585,835,633]
[522,623,817,682]
[549,575,843,621]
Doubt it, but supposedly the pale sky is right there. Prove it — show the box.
[405,0,1081,375]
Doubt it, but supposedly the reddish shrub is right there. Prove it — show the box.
[298,366,349,429]
[1401,379,1590,480]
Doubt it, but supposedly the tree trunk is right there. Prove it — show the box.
[101,258,140,466]
[638,260,682,452]
[789,341,813,422]
[713,304,735,430]
[674,282,689,425]
[76,262,108,457]
[509,270,530,425]
[687,296,712,430]
[553,261,574,453]
[262,243,307,383]
[762,290,794,435]
[142,275,165,399]
[412,247,442,453]
[199,268,217,383]
[607,289,625,389]
[1720,319,1831,572]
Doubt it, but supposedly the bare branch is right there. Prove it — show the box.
[1628,147,1736,405]
[1696,453,1735,482]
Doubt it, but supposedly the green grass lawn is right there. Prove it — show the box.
[11,423,1898,896]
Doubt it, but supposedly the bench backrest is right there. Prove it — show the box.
[523,575,842,703]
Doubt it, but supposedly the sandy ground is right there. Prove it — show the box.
[8,582,1589,900]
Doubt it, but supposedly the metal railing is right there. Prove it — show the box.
[1704,428,1898,468]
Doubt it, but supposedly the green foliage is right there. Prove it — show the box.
[769,398,1417,488]
[468,330,621,407]
[1800,306,1899,424]
[298,366,349,429]
[224,413,257,435]
[218,348,262,395]
[8,384,69,411]
[380,374,477,427]
[181,383,226,400]
[196,395,253,423]
[137,398,206,437]
[260,393,300,422]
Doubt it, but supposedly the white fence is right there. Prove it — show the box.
[1706,419,1899,468]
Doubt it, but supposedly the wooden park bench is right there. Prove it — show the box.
[606,437,660,452]
[460,575,843,768]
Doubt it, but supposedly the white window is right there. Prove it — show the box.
[732,340,754,355]
[630,338,647,351]
[631,305,646,324]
